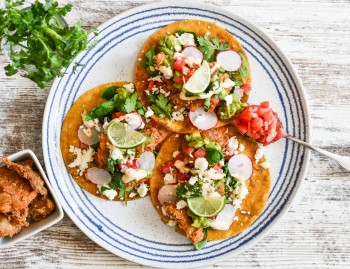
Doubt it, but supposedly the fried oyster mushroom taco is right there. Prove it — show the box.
[150,125,270,249]
[61,82,172,203]
[135,20,252,133]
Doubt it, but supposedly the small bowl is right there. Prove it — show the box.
[0,149,64,248]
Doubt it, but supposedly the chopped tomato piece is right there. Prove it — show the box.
[213,163,223,170]
[183,147,195,155]
[238,107,252,123]
[112,111,126,119]
[174,59,186,72]
[148,80,155,91]
[161,160,175,174]
[250,117,263,132]
[208,97,220,112]
[136,145,143,153]
[260,101,269,108]
[126,158,140,169]
[193,148,207,158]
[177,172,191,183]
[175,152,185,161]
[79,142,89,150]
[175,76,185,85]
[240,83,251,94]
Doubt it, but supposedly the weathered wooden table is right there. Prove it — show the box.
[1,0,349,268]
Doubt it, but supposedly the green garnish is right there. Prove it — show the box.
[124,92,138,113]
[148,93,172,118]
[85,100,115,121]
[238,52,250,78]
[176,182,202,200]
[197,36,228,61]
[206,148,224,165]
[101,86,119,100]
[141,45,156,74]
[0,0,93,88]
[195,228,208,250]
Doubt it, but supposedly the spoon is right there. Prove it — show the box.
[286,135,350,171]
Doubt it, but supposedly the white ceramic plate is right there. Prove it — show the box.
[42,1,310,268]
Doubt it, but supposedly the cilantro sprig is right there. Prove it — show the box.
[148,93,172,118]
[197,36,228,61]
[0,0,94,88]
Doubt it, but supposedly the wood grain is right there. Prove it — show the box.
[1,0,350,268]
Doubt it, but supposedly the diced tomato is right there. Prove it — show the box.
[136,145,143,153]
[177,172,191,183]
[233,103,287,145]
[175,152,185,161]
[185,70,195,81]
[161,160,175,174]
[175,76,185,85]
[225,154,233,160]
[208,97,220,112]
[260,101,269,108]
[79,142,89,150]
[112,111,126,119]
[213,163,223,170]
[148,80,155,91]
[174,59,186,72]
[193,148,207,158]
[183,147,195,155]
[240,83,251,94]
[155,81,164,88]
[126,158,140,169]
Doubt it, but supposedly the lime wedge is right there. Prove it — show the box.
[187,196,225,217]
[184,60,211,94]
[107,120,146,149]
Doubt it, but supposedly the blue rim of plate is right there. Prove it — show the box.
[42,1,311,268]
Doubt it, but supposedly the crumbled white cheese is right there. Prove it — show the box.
[174,44,182,52]
[167,220,177,227]
[172,150,180,158]
[173,52,182,60]
[188,176,198,185]
[161,206,168,216]
[109,146,124,160]
[185,56,202,68]
[202,182,221,198]
[176,200,187,209]
[224,94,233,106]
[228,136,239,151]
[232,181,248,208]
[122,168,147,183]
[177,33,195,47]
[238,144,245,152]
[145,106,154,118]
[159,65,174,79]
[233,87,244,98]
[171,110,185,122]
[194,157,208,171]
[159,88,171,97]
[82,126,92,137]
[68,146,95,176]
[99,187,118,200]
[221,78,235,89]
[148,76,163,82]
[129,192,137,198]
[123,83,135,93]
[201,168,225,180]
[254,144,265,163]
[137,183,148,198]
[137,57,142,62]
[164,173,176,184]
[260,161,270,169]
[210,62,220,74]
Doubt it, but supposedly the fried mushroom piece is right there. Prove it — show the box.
[28,196,55,222]
[2,157,47,197]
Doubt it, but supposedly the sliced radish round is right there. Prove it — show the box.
[216,50,242,72]
[228,154,253,181]
[86,167,112,186]
[158,184,177,205]
[209,204,236,230]
[137,151,155,171]
[189,107,218,130]
[78,124,100,146]
[182,46,203,61]
[125,113,143,130]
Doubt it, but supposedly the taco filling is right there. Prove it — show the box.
[151,125,270,250]
[61,82,172,203]
[136,20,251,132]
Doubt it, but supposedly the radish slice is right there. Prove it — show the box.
[228,154,253,181]
[209,204,236,230]
[182,46,203,61]
[189,107,218,130]
[86,167,112,186]
[137,151,155,171]
[78,124,100,146]
[216,50,242,72]
[158,184,177,205]
[125,113,143,130]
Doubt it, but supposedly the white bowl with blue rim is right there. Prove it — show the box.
[42,1,310,268]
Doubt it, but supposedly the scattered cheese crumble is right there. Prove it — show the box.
[68,146,95,176]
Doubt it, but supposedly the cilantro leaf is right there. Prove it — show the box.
[203,97,211,112]
[85,100,115,121]
[124,92,138,113]
[149,94,172,118]
[197,35,228,61]
[141,45,156,74]
[176,182,202,200]
[0,0,93,88]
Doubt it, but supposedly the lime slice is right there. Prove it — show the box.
[184,60,211,94]
[187,196,225,217]
[107,120,146,149]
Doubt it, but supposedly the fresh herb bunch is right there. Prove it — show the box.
[0,0,93,88]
